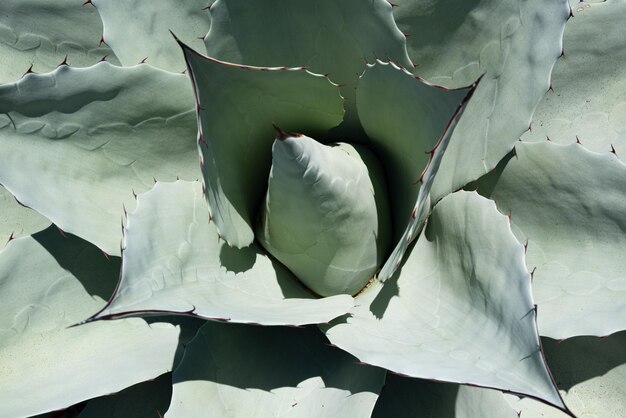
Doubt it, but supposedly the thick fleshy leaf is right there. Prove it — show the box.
[480,142,626,339]
[506,332,626,418]
[77,373,173,418]
[0,0,116,84]
[89,181,354,326]
[181,43,344,248]
[521,0,626,160]
[204,0,411,128]
[167,322,385,417]
[391,0,570,201]
[256,134,391,297]
[355,61,475,282]
[0,62,199,255]
[373,374,517,418]
[92,0,210,72]
[325,191,566,411]
[0,184,49,245]
[0,227,179,418]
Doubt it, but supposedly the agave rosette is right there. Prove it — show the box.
[1,0,625,417]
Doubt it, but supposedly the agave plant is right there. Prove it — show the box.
[1,0,625,417]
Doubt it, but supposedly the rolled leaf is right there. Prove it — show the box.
[181,42,344,248]
[256,133,391,297]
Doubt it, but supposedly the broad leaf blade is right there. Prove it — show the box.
[92,0,210,72]
[0,63,199,255]
[521,0,626,159]
[167,322,385,417]
[181,43,344,248]
[204,0,411,129]
[392,0,570,202]
[0,227,179,417]
[325,191,566,411]
[0,0,117,84]
[355,61,475,282]
[484,142,626,339]
[91,181,354,326]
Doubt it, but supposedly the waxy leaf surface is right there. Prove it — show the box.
[486,142,626,339]
[91,181,354,326]
[167,322,385,418]
[0,228,179,417]
[325,191,565,410]
[93,0,210,72]
[0,63,199,255]
[182,44,344,248]
[0,0,116,84]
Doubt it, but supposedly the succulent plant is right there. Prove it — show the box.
[1,0,625,417]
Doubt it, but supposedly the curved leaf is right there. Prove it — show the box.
[92,0,210,72]
[325,191,566,411]
[89,181,354,326]
[0,63,199,255]
[181,42,345,248]
[521,0,626,160]
[0,227,179,418]
[257,134,391,297]
[483,141,626,339]
[355,61,475,282]
[204,0,411,128]
[167,322,385,417]
[0,0,116,84]
[391,0,570,202]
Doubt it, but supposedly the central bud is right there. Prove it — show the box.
[255,127,392,297]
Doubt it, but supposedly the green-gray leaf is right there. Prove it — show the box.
[181,42,345,248]
[204,0,411,129]
[482,141,626,339]
[325,191,566,411]
[392,0,570,202]
[0,227,179,417]
[92,0,210,72]
[256,134,391,297]
[167,322,385,417]
[90,181,354,326]
[0,62,199,255]
[521,0,626,160]
[355,61,473,282]
[0,0,117,84]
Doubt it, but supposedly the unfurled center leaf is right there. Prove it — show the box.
[256,128,392,297]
